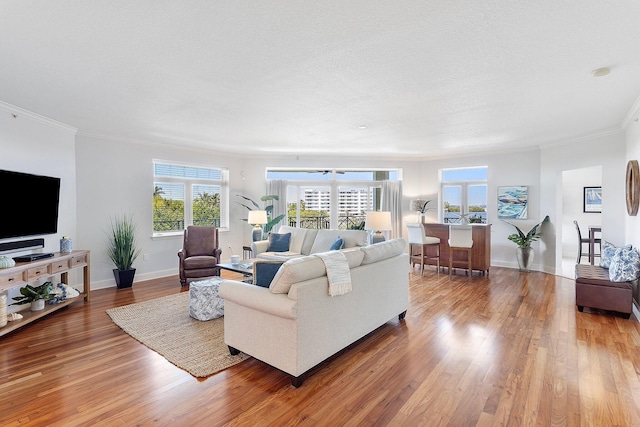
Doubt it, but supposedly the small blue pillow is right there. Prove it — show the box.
[267,232,291,252]
[330,237,344,251]
[253,261,284,288]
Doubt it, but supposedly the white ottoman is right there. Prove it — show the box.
[189,277,224,321]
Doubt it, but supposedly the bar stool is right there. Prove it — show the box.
[406,223,440,275]
[448,224,473,278]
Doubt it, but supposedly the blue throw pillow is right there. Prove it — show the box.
[600,240,632,269]
[267,232,291,252]
[330,237,344,251]
[609,248,640,282]
[253,261,284,288]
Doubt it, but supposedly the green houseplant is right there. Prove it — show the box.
[107,214,141,288]
[11,281,55,311]
[236,194,286,235]
[503,215,550,272]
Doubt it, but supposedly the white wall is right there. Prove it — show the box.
[3,101,632,289]
[561,166,602,257]
[541,131,626,274]
[420,149,544,271]
[0,103,78,311]
[75,134,247,289]
[625,109,640,248]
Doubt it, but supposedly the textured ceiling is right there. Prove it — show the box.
[1,1,640,158]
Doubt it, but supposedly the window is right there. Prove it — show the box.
[441,166,487,223]
[153,161,229,235]
[266,169,399,230]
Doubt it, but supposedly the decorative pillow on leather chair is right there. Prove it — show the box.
[267,232,291,252]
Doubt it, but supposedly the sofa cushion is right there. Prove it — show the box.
[609,248,640,282]
[277,226,307,254]
[310,230,342,254]
[270,256,326,294]
[300,229,319,255]
[340,229,369,248]
[330,237,344,251]
[360,238,406,265]
[269,248,365,294]
[267,232,291,252]
[600,240,632,269]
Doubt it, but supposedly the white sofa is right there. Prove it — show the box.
[218,238,409,387]
[251,225,369,260]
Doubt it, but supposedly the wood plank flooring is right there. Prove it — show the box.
[1,266,640,426]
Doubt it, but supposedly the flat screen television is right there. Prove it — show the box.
[0,169,61,240]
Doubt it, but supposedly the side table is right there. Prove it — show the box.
[243,245,252,260]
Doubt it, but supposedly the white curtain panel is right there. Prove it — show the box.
[266,179,288,231]
[381,180,403,239]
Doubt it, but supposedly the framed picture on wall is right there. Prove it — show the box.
[584,186,602,213]
[497,186,528,219]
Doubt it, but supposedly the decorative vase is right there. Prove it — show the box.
[516,246,534,272]
[30,299,45,311]
[113,268,136,289]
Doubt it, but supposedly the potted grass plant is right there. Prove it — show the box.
[107,214,141,288]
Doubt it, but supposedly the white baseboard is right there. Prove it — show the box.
[91,268,178,290]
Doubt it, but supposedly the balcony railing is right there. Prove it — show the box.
[288,214,366,230]
[154,218,220,231]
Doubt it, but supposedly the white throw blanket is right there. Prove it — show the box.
[314,251,352,296]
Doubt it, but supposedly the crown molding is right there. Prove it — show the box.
[0,101,77,134]
[622,93,640,130]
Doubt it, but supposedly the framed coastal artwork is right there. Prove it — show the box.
[583,186,602,213]
[497,186,528,219]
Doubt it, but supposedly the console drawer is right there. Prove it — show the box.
[26,264,51,280]
[50,259,68,274]
[70,254,87,268]
[0,272,25,289]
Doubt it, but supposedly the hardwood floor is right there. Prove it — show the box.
[2,267,640,426]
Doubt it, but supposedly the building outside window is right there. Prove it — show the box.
[266,169,399,230]
[153,161,229,235]
[441,166,488,223]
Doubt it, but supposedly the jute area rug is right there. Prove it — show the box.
[106,292,249,378]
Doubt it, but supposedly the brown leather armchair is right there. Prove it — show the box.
[178,226,222,286]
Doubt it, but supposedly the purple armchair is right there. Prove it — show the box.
[178,226,222,286]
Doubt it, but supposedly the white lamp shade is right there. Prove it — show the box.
[364,211,392,231]
[247,210,268,225]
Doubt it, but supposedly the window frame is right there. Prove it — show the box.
[267,168,400,230]
[152,160,229,237]
[440,166,488,224]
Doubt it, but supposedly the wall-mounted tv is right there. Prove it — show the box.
[0,169,61,240]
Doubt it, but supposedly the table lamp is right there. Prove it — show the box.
[248,210,268,241]
[365,211,392,244]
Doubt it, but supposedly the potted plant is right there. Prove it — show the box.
[11,281,55,311]
[503,215,550,272]
[236,194,286,235]
[107,214,141,288]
